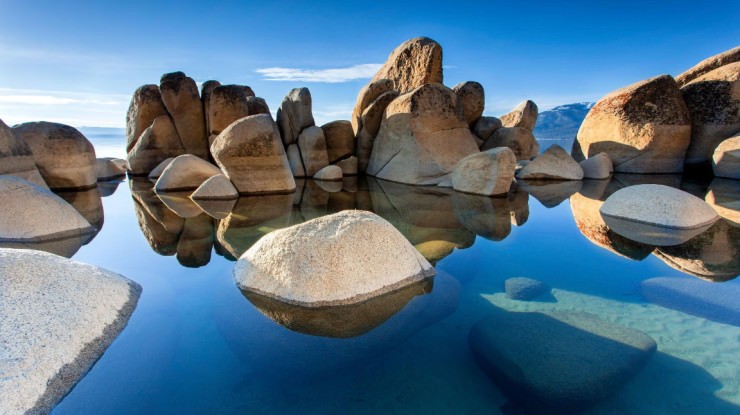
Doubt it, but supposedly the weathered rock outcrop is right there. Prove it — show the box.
[351,78,395,135]
[0,248,141,415]
[500,100,538,131]
[370,37,443,94]
[297,126,329,177]
[676,46,740,87]
[600,184,719,246]
[159,71,208,158]
[681,62,740,165]
[125,84,168,152]
[0,119,47,188]
[276,88,315,146]
[451,147,516,196]
[207,85,252,136]
[12,122,97,189]
[576,75,691,173]
[0,176,94,242]
[96,157,127,181]
[367,83,479,185]
[211,114,295,194]
[356,90,400,172]
[154,154,221,193]
[234,210,435,306]
[321,120,354,163]
[482,126,539,160]
[517,145,584,180]
[712,134,740,179]
[452,81,485,125]
[127,115,184,176]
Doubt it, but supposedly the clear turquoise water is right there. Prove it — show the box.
[27,134,740,414]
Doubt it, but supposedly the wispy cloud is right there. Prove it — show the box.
[256,64,382,83]
[0,95,80,105]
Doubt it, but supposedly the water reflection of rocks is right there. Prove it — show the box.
[131,176,531,267]
[570,174,739,282]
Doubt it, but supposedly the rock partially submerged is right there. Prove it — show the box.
[0,119,47,188]
[451,147,516,196]
[580,152,613,179]
[0,176,94,243]
[0,248,141,415]
[234,210,435,306]
[469,311,656,414]
[517,145,583,180]
[599,184,719,246]
[712,134,740,179]
[154,154,221,193]
[96,157,127,181]
[190,174,238,200]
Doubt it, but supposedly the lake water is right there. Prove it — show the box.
[18,132,740,414]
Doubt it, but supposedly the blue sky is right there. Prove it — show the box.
[0,0,738,127]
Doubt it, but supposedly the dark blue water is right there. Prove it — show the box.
[31,134,740,414]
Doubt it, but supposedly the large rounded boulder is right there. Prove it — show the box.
[451,147,516,196]
[12,122,97,189]
[370,37,443,94]
[366,83,480,185]
[234,210,435,306]
[0,119,47,188]
[576,75,691,173]
[452,81,485,126]
[676,45,740,87]
[154,154,221,193]
[127,115,185,175]
[211,114,295,195]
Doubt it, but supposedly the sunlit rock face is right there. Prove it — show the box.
[367,83,479,185]
[369,37,443,94]
[159,71,208,159]
[676,45,740,87]
[0,248,141,415]
[0,118,47,188]
[276,87,315,146]
[125,84,169,153]
[517,145,583,181]
[190,174,238,201]
[12,121,98,190]
[576,75,691,173]
[682,62,740,166]
[206,84,252,137]
[712,134,740,179]
[451,147,516,196]
[154,154,221,193]
[234,210,435,307]
[242,278,434,338]
[706,178,740,226]
[653,219,739,282]
[500,99,538,131]
[0,176,95,245]
[599,184,719,246]
[579,152,613,180]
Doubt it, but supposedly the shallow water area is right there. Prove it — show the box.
[8,132,738,414]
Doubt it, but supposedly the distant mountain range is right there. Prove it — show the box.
[533,102,594,151]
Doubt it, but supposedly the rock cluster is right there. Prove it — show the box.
[576,47,740,174]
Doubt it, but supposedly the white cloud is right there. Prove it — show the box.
[0,95,80,105]
[256,64,382,83]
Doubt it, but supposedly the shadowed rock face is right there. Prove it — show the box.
[159,71,208,159]
[576,75,691,173]
[0,118,47,188]
[452,81,485,126]
[207,85,252,136]
[370,37,443,94]
[127,115,184,176]
[712,135,740,179]
[351,79,395,135]
[276,87,315,146]
[125,84,169,152]
[242,278,433,338]
[676,45,740,87]
[13,122,98,190]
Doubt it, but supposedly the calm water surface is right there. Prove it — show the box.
[24,133,740,414]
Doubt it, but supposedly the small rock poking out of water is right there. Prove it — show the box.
[469,311,656,414]
[233,210,435,306]
[504,277,551,301]
[599,184,719,246]
[0,248,141,415]
[641,277,740,326]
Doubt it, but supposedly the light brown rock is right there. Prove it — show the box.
[125,84,168,152]
[712,134,740,179]
[246,96,270,116]
[682,62,740,165]
[676,46,740,87]
[500,100,538,131]
[357,90,400,172]
[0,119,47,188]
[147,157,174,180]
[370,37,443,94]
[96,157,127,181]
[286,144,305,177]
[207,85,251,136]
[452,81,485,125]
[451,147,516,196]
[127,115,184,175]
[154,154,221,193]
[201,80,221,137]
[351,78,395,134]
[276,88,315,146]
[298,126,329,177]
[482,126,539,160]
[579,152,613,179]
[234,210,435,306]
[159,71,208,158]
[367,83,480,185]
[473,116,503,143]
[517,145,584,180]
[211,114,296,195]
[12,122,97,189]
[336,156,358,176]
[313,165,343,181]
[191,174,238,200]
[576,75,691,173]
[321,120,355,163]
[706,178,740,226]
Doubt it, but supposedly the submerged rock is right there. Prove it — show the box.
[517,145,583,180]
[370,37,443,94]
[504,277,551,301]
[469,311,656,414]
[12,122,97,190]
[576,75,691,173]
[234,210,435,306]
[154,154,221,193]
[367,83,479,185]
[451,147,516,196]
[600,184,719,246]
[0,119,47,188]
[211,114,295,195]
[0,176,94,243]
[712,134,740,179]
[0,248,141,415]
[642,277,740,326]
